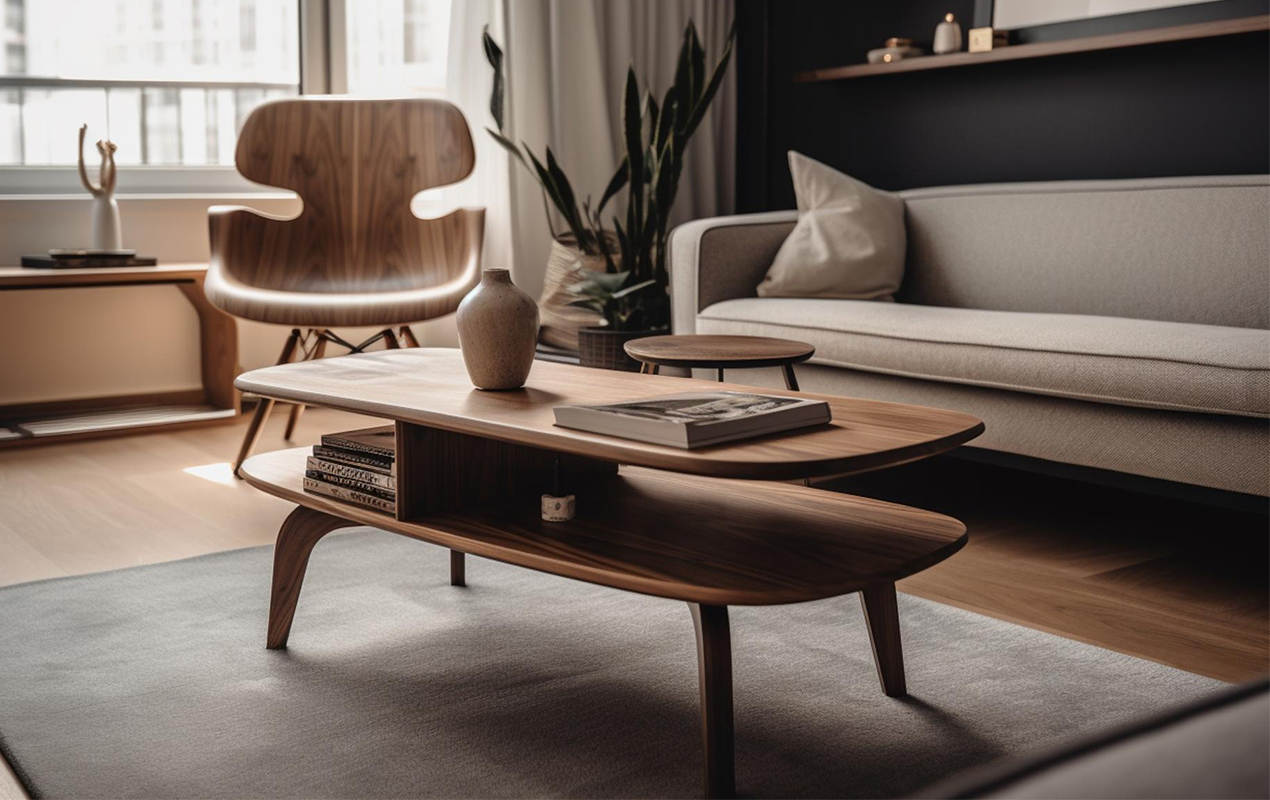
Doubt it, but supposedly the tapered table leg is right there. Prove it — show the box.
[689,603,735,799]
[267,505,359,649]
[859,582,907,697]
[781,363,800,391]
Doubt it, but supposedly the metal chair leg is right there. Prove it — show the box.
[233,328,302,478]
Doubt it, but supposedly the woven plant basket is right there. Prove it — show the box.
[577,327,652,372]
[537,237,614,351]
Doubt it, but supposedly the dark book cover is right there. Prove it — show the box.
[21,255,158,269]
[319,426,395,459]
[311,445,394,472]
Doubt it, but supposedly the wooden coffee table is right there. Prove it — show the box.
[236,349,983,798]
[624,334,815,389]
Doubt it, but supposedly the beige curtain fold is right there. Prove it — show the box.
[501,0,737,300]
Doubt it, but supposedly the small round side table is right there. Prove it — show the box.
[624,334,816,390]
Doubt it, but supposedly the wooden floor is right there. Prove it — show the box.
[0,405,1266,797]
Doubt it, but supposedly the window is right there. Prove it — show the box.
[0,0,452,194]
[1,0,299,169]
[342,0,450,96]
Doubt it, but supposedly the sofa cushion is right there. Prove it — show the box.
[757,152,906,300]
[696,299,1270,418]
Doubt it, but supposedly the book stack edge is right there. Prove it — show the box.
[303,425,396,513]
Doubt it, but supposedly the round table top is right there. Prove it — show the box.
[623,334,816,368]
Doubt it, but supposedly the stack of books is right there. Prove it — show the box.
[303,426,396,513]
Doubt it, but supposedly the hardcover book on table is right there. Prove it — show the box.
[553,391,831,449]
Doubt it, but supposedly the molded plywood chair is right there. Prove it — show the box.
[207,97,484,475]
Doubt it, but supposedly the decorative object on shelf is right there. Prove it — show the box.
[867,37,925,64]
[968,26,1009,52]
[541,493,576,522]
[77,124,122,251]
[455,268,540,390]
[934,13,963,54]
[483,21,735,358]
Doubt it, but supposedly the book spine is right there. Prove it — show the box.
[306,457,395,491]
[305,470,395,500]
[319,435,394,459]
[302,477,396,514]
[312,445,393,471]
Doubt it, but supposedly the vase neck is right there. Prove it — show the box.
[482,269,512,284]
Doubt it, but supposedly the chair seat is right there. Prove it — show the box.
[697,298,1270,418]
[204,259,481,328]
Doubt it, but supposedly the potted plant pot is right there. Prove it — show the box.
[577,327,655,372]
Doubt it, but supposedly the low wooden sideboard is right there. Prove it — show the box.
[0,263,240,446]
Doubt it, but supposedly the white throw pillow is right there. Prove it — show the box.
[758,151,906,300]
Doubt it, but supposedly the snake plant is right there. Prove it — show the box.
[483,20,735,331]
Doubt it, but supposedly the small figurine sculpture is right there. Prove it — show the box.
[77,124,122,250]
[934,13,963,54]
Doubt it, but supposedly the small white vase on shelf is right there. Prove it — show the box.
[77,123,123,250]
[91,195,122,250]
[934,13,963,55]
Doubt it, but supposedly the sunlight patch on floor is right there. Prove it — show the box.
[183,461,238,487]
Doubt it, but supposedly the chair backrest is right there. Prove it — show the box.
[213,96,481,300]
[898,175,1270,329]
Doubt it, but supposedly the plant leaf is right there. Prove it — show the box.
[525,145,586,244]
[688,21,705,102]
[622,67,644,215]
[683,21,736,142]
[485,127,526,167]
[611,278,655,300]
[597,157,628,213]
[545,147,585,234]
[482,26,505,132]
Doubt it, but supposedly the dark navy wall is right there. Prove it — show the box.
[735,0,1270,211]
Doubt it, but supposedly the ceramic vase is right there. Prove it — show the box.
[456,268,540,390]
[933,14,963,54]
[91,194,122,250]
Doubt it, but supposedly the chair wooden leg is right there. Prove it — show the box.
[689,603,735,799]
[284,332,327,441]
[267,505,359,649]
[234,328,302,477]
[859,582,907,698]
[398,325,421,348]
[382,328,402,349]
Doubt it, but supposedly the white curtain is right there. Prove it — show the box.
[445,0,736,301]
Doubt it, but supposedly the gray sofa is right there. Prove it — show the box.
[670,176,1270,497]
[921,679,1269,799]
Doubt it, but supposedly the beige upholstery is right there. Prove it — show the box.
[668,175,1270,496]
[720,363,1270,497]
[901,176,1270,329]
[698,299,1270,418]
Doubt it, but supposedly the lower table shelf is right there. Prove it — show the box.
[241,445,967,607]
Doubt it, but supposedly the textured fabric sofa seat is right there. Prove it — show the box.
[669,176,1270,496]
[920,680,1269,799]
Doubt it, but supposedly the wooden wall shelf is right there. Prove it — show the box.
[795,14,1269,83]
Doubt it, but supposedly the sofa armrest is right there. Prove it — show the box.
[668,211,798,334]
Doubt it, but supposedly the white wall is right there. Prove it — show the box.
[0,196,460,406]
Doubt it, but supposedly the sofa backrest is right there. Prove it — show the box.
[898,175,1270,329]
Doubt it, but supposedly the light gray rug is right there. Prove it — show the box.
[0,529,1222,799]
